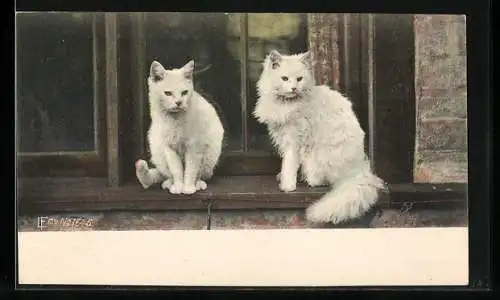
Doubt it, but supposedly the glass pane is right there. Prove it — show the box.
[247,13,309,152]
[144,12,243,151]
[16,12,96,152]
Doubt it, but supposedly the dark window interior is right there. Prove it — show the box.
[143,13,309,155]
[338,14,416,184]
[372,14,416,183]
[246,13,309,152]
[16,12,96,153]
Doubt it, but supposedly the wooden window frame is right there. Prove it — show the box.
[17,13,467,215]
[17,13,108,178]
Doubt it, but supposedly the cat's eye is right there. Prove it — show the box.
[297,76,303,82]
[164,91,172,96]
[181,90,188,96]
[281,76,289,81]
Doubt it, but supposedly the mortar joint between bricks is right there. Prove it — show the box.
[206,200,215,230]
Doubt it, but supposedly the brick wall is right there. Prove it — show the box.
[413,15,468,183]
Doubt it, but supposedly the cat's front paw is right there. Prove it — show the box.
[279,181,297,192]
[196,180,207,191]
[182,184,197,195]
[162,180,183,194]
[161,179,172,190]
[169,183,184,194]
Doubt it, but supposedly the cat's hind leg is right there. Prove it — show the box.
[160,178,174,190]
[195,180,207,191]
[302,155,328,187]
[183,150,207,195]
[305,173,328,187]
[135,159,164,189]
[194,159,216,192]
[199,165,214,181]
[194,170,210,192]
[307,178,327,188]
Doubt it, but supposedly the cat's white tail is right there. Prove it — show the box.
[305,170,386,224]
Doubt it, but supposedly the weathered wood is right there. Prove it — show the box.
[240,14,249,152]
[308,13,340,89]
[17,152,106,177]
[360,14,376,169]
[93,13,107,161]
[338,14,368,140]
[338,14,353,96]
[116,13,141,184]
[129,12,147,161]
[18,176,467,214]
[104,13,122,187]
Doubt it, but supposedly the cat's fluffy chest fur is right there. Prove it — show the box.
[148,92,215,157]
[149,117,186,156]
[256,86,366,181]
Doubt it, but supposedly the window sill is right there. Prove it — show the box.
[18,176,467,214]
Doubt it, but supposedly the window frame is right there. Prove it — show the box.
[16,12,108,178]
[17,12,467,215]
[122,13,302,180]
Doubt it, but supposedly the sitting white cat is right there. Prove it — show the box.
[253,50,386,224]
[135,60,224,195]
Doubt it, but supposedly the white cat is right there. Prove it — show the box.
[135,60,224,195]
[253,50,386,224]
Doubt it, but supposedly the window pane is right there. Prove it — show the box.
[16,12,96,152]
[247,13,309,152]
[144,12,243,151]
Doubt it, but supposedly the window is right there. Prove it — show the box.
[137,13,309,176]
[16,12,106,177]
[17,12,465,214]
[144,13,243,152]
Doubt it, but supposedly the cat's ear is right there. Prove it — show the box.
[182,60,195,80]
[150,61,166,82]
[269,50,282,69]
[299,51,312,68]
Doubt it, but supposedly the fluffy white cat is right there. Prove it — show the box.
[135,60,224,195]
[253,50,386,224]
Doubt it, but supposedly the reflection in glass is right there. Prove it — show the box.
[16,12,96,152]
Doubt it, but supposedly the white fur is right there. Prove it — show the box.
[253,50,386,224]
[135,60,224,195]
